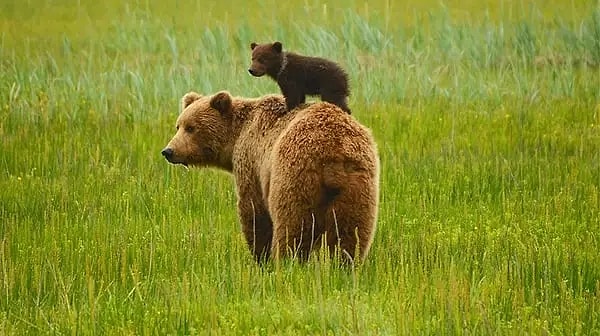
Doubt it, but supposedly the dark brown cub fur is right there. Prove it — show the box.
[248,41,351,114]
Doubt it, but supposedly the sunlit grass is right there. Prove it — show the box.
[1,0,599,334]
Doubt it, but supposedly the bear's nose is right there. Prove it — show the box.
[161,147,174,159]
[248,69,255,75]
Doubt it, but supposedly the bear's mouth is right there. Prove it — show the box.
[165,159,188,167]
[171,160,189,167]
[248,68,264,77]
[161,147,189,167]
[168,160,190,169]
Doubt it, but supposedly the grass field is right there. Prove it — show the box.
[1,0,599,334]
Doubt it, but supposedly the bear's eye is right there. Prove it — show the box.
[257,57,264,63]
[184,126,195,133]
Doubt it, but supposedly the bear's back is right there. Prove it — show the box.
[276,102,376,169]
[234,97,375,178]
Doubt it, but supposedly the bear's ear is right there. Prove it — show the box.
[182,92,202,110]
[250,42,257,50]
[272,41,282,53]
[210,91,232,115]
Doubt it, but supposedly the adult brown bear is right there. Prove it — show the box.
[162,91,378,263]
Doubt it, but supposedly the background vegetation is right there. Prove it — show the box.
[1,0,599,334]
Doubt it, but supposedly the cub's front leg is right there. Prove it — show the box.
[279,81,305,111]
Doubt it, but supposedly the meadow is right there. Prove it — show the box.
[1,0,599,334]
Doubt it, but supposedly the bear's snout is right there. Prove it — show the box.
[161,147,174,160]
[248,68,262,77]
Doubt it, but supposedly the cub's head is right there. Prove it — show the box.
[248,41,284,77]
[161,91,234,169]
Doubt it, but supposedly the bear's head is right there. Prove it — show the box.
[248,41,284,78]
[161,91,234,170]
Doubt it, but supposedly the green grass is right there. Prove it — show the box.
[1,0,599,334]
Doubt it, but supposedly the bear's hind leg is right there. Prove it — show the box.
[322,176,377,263]
[267,176,325,261]
[271,212,324,261]
[321,92,351,114]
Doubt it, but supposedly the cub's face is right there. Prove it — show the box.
[248,41,283,77]
[161,92,233,168]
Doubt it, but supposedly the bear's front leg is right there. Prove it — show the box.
[237,196,273,263]
[279,82,305,111]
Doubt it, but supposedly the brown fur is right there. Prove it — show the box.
[248,41,352,114]
[162,91,379,263]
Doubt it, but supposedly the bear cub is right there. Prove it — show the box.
[248,41,351,114]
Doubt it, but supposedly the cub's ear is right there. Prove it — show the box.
[272,41,282,53]
[250,42,258,50]
[210,91,232,115]
[182,92,202,110]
